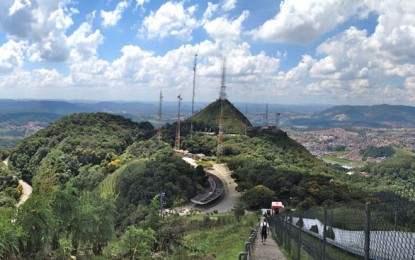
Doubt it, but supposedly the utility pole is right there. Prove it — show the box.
[190,54,197,138]
[175,94,183,150]
[157,90,163,142]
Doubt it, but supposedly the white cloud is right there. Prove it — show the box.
[222,0,237,12]
[135,0,150,8]
[0,39,27,73]
[101,1,129,28]
[67,21,104,62]
[204,10,249,43]
[141,1,198,41]
[202,2,219,22]
[250,0,367,45]
[0,0,75,62]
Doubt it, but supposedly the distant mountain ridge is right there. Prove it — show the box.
[292,104,415,127]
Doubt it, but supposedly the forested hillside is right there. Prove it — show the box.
[0,113,211,259]
[0,111,368,258]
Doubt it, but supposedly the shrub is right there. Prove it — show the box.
[310,224,319,234]
[324,227,335,240]
[296,217,304,228]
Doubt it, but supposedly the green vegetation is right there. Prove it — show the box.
[1,107,414,259]
[323,156,351,165]
[361,145,395,159]
[361,152,415,188]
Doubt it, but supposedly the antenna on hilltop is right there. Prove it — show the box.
[219,57,227,101]
[217,57,227,156]
[190,54,197,138]
[175,94,183,150]
[157,90,163,142]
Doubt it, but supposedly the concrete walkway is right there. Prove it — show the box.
[252,218,287,260]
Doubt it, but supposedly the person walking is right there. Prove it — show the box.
[259,218,270,245]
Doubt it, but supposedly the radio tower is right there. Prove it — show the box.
[157,90,163,142]
[175,94,183,150]
[217,58,227,156]
[190,54,197,138]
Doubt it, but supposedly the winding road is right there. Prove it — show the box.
[2,158,32,207]
[182,158,242,213]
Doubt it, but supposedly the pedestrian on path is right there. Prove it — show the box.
[259,218,270,245]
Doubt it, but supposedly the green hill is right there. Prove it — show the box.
[9,112,155,184]
[191,99,252,134]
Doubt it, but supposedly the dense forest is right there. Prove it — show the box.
[0,111,414,258]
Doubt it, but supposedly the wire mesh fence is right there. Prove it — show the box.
[269,187,415,260]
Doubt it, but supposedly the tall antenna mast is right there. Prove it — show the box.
[175,94,183,150]
[190,54,197,138]
[157,90,163,142]
[219,57,227,101]
[217,58,227,156]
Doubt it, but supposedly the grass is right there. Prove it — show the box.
[322,156,351,165]
[179,212,258,259]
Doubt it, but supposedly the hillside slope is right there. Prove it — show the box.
[9,112,155,183]
[191,99,252,134]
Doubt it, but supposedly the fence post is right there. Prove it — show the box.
[284,214,288,250]
[296,214,301,260]
[288,215,292,255]
[321,208,327,260]
[364,202,371,260]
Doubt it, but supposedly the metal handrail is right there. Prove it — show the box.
[239,229,257,260]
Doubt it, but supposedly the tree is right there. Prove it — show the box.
[17,194,55,258]
[0,207,26,259]
[104,226,155,259]
[241,185,277,210]
[233,202,245,222]
[72,192,116,255]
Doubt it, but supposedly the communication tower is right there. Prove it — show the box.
[175,94,183,150]
[217,58,227,156]
[190,54,197,138]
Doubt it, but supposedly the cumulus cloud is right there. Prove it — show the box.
[222,0,237,12]
[67,20,104,61]
[204,10,249,43]
[0,39,27,73]
[250,0,367,45]
[101,1,129,28]
[141,1,198,41]
[202,2,219,22]
[0,1,75,62]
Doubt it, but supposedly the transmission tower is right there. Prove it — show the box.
[217,58,227,156]
[175,94,183,150]
[157,90,163,142]
[190,54,197,138]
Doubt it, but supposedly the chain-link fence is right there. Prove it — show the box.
[269,188,415,260]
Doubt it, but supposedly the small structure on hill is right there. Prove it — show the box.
[271,201,284,215]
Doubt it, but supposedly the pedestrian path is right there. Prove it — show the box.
[252,218,287,260]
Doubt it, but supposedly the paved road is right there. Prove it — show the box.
[3,158,33,207]
[181,158,241,213]
[252,217,287,260]
[16,179,33,207]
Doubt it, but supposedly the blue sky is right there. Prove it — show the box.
[0,0,414,105]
